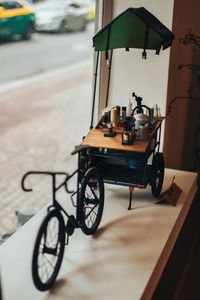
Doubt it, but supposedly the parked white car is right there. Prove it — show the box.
[34,0,88,32]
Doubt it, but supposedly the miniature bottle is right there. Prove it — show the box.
[127,99,132,116]
[122,106,126,121]
[153,104,158,117]
[110,107,119,127]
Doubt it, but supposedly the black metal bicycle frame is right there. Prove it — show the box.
[21,151,83,228]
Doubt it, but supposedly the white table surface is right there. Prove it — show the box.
[0,169,197,300]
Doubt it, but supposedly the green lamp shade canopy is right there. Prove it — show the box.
[93,7,175,56]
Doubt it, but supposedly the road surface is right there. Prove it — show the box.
[0,22,94,84]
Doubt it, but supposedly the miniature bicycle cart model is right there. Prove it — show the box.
[21,7,174,292]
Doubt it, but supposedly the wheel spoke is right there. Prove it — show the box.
[88,184,99,203]
[44,253,57,269]
[84,203,98,220]
[39,254,53,282]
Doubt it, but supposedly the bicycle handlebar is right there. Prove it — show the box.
[21,171,76,194]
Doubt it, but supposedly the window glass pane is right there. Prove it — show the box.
[0,0,96,241]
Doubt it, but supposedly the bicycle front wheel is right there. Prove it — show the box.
[32,209,65,291]
[79,167,104,235]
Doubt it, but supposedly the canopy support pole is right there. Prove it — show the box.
[105,49,113,108]
[90,51,99,129]
[142,25,149,59]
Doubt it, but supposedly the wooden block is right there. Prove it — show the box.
[156,178,182,206]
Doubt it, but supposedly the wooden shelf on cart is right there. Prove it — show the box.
[82,120,163,153]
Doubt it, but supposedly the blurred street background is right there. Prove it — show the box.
[0,22,94,83]
[0,0,95,241]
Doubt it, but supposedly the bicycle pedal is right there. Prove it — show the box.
[65,215,76,236]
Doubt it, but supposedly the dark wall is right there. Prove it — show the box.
[164,0,200,171]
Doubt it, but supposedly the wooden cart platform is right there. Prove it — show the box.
[82,119,163,153]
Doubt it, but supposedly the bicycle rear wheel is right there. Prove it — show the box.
[78,167,104,235]
[32,209,65,291]
[151,152,165,197]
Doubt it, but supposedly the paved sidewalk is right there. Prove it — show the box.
[0,58,93,240]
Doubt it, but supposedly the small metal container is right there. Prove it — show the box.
[137,123,149,141]
[122,130,134,145]
[134,113,150,128]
